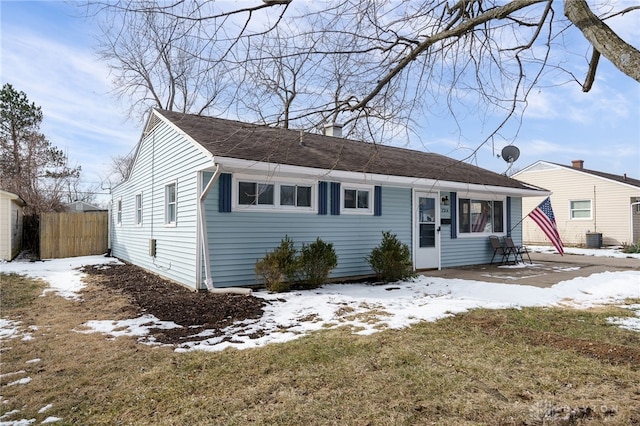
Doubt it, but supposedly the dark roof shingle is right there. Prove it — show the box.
[158,109,534,190]
[552,163,640,188]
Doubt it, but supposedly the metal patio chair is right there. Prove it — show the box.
[489,235,511,265]
[504,236,532,264]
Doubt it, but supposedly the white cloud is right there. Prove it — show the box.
[2,18,139,192]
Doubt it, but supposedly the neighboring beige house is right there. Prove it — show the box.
[0,190,25,261]
[513,160,640,247]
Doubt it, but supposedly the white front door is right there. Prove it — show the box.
[414,192,439,269]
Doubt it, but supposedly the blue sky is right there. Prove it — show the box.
[1,1,639,203]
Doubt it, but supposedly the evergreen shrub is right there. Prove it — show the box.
[367,231,415,283]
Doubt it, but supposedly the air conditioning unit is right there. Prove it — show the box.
[149,239,157,257]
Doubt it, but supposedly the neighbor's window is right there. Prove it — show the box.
[342,186,372,214]
[135,193,143,225]
[570,200,591,219]
[116,198,122,225]
[458,198,504,234]
[165,182,176,224]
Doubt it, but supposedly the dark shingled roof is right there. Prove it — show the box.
[157,109,535,190]
[552,163,640,188]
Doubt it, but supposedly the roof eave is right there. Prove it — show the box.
[214,156,549,197]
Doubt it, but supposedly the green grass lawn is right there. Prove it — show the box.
[1,273,639,425]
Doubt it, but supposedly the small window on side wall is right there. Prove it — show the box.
[165,182,177,225]
[116,198,122,225]
[135,193,143,225]
[570,200,591,219]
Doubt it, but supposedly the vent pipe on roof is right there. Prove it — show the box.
[571,159,584,169]
[323,123,343,138]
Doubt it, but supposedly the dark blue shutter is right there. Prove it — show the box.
[374,186,382,216]
[330,182,341,215]
[318,181,328,215]
[218,173,232,213]
[506,196,512,237]
[450,192,457,239]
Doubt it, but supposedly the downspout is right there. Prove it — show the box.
[198,164,251,294]
[631,202,640,244]
[107,200,112,257]
[593,185,597,233]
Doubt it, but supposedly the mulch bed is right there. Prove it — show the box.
[81,262,266,345]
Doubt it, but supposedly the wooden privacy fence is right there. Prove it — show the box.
[40,211,108,259]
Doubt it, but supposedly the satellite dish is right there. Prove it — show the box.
[501,145,520,163]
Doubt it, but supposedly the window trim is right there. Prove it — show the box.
[165,181,177,226]
[232,175,317,213]
[456,195,506,237]
[340,183,374,215]
[135,192,143,226]
[569,199,592,220]
[116,198,122,226]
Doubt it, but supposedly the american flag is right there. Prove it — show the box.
[472,211,488,232]
[528,197,564,255]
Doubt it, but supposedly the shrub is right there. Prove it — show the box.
[297,238,338,289]
[255,236,298,292]
[367,231,414,283]
[622,242,640,254]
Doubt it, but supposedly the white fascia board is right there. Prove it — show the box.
[514,160,640,191]
[214,156,549,198]
[152,110,216,163]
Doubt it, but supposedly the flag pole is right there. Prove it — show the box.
[509,206,538,233]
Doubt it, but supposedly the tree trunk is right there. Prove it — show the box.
[565,0,640,83]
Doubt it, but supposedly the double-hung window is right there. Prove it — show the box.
[135,193,143,225]
[235,178,315,211]
[342,185,373,214]
[570,200,591,219]
[116,198,122,225]
[165,182,177,225]
[458,198,504,234]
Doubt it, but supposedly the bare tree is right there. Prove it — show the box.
[0,84,82,215]
[85,0,292,119]
[105,153,136,186]
[235,25,319,129]
[83,0,638,150]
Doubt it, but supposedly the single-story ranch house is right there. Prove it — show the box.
[110,109,547,290]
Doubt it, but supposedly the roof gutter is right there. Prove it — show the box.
[213,156,549,198]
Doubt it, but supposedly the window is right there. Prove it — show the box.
[116,199,122,225]
[342,185,372,214]
[238,182,274,206]
[280,185,312,207]
[165,182,176,224]
[235,177,315,212]
[570,200,591,219]
[458,198,504,234]
[135,193,143,225]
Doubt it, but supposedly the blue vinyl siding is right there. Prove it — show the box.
[110,119,213,289]
[440,197,523,267]
[204,183,412,287]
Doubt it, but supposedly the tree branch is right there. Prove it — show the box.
[564,0,640,84]
[349,0,547,111]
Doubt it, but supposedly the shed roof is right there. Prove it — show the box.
[156,109,537,191]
